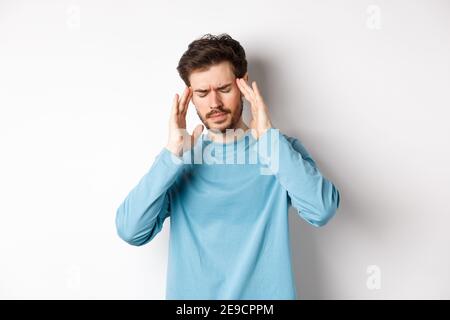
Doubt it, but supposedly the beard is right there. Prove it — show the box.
[196,98,244,134]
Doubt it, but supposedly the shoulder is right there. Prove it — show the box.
[280,131,317,167]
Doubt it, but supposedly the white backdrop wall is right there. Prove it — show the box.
[1,0,449,299]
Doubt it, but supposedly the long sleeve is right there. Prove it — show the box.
[254,128,340,227]
[115,147,185,246]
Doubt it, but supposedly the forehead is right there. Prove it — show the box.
[189,61,235,89]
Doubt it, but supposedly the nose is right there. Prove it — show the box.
[209,90,223,110]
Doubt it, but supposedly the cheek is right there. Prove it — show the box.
[192,97,204,109]
[193,100,208,115]
[228,92,242,109]
[222,91,240,104]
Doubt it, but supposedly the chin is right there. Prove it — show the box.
[209,122,232,133]
[209,124,228,133]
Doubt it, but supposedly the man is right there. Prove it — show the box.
[115,33,341,299]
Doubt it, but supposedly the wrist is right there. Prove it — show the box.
[165,144,183,157]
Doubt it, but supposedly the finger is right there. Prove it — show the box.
[237,79,256,113]
[171,93,179,116]
[238,79,257,109]
[178,87,190,114]
[236,78,250,97]
[252,81,263,102]
[236,78,254,103]
[181,88,192,116]
[238,78,255,100]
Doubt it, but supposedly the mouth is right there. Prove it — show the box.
[209,112,228,121]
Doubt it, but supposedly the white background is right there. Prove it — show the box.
[1,0,449,299]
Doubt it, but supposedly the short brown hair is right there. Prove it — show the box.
[177,33,248,86]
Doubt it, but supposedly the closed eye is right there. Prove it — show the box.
[198,89,231,98]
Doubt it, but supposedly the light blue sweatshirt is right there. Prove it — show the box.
[115,128,340,299]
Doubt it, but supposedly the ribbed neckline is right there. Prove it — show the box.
[195,129,256,164]
[201,129,254,146]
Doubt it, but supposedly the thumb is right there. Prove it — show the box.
[191,124,204,146]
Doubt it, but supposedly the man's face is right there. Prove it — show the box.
[189,61,245,134]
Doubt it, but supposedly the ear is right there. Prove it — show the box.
[243,72,249,82]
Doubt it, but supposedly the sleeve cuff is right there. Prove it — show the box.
[159,147,185,166]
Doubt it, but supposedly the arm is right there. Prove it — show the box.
[116,86,203,246]
[255,128,341,227]
[235,78,340,226]
[115,148,184,246]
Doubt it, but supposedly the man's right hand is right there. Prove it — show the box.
[165,86,204,157]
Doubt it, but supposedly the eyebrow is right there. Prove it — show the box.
[194,83,232,93]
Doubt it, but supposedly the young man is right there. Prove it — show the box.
[115,33,341,299]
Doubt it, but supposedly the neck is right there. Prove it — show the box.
[207,118,249,143]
